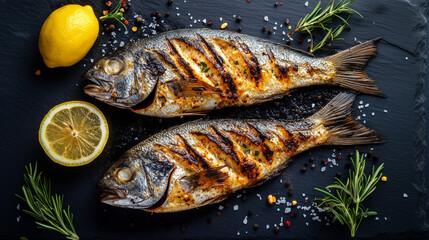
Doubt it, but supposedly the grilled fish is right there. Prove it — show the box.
[84,29,384,118]
[97,93,382,212]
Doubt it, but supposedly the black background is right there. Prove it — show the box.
[1,0,428,239]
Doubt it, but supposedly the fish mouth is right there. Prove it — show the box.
[84,76,113,99]
[99,188,128,202]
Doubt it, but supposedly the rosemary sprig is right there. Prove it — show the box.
[290,0,363,52]
[16,163,79,240]
[99,0,128,31]
[314,150,383,237]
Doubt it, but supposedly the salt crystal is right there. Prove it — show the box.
[285,207,291,214]
[303,214,307,218]
[266,224,270,229]
[306,222,309,226]
[219,17,223,21]
[403,193,408,198]
[119,41,125,47]
[237,194,242,199]
[243,216,248,225]
[365,103,369,107]
[308,39,311,42]
[256,194,262,200]
[203,19,207,23]
[233,205,239,210]
[405,57,408,60]
[233,15,236,17]
[277,208,280,212]
[17,204,20,210]
[219,205,224,210]
[282,31,286,35]
[321,166,326,172]
[311,103,315,108]
[237,231,240,235]
[264,16,269,22]
[273,26,277,30]
[372,112,375,116]
[280,217,284,226]
[280,179,283,183]
[359,100,363,104]
[275,22,278,25]
[302,193,306,197]
[304,1,309,6]
[176,7,179,10]
[16,216,21,222]
[384,110,388,113]
[134,137,138,140]
[177,13,180,16]
[362,113,366,117]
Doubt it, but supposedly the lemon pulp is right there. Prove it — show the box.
[39,101,108,166]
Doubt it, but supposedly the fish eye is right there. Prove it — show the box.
[117,167,133,182]
[105,58,124,75]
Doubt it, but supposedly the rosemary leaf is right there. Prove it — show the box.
[313,150,384,237]
[16,163,79,240]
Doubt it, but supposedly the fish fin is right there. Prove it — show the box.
[201,193,232,205]
[178,166,229,193]
[178,112,207,117]
[179,80,224,97]
[314,92,384,145]
[327,37,386,97]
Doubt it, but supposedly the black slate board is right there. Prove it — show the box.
[1,0,429,239]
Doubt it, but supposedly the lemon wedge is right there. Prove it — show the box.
[39,101,109,167]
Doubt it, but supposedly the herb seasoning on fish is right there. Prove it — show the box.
[97,93,383,212]
[84,29,384,118]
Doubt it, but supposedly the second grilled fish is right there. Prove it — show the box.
[97,93,382,212]
[84,29,384,117]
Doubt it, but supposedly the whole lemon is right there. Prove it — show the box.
[39,5,99,68]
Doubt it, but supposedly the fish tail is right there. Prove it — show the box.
[327,37,386,97]
[313,92,384,145]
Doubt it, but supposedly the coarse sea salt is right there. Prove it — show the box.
[321,166,326,172]
[233,205,239,210]
[264,16,269,22]
[256,194,262,200]
[304,1,309,6]
[243,216,248,225]
[285,207,291,214]
[403,193,408,198]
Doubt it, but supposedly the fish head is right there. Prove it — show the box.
[84,48,165,109]
[97,151,175,209]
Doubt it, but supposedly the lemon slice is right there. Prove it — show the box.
[39,101,109,167]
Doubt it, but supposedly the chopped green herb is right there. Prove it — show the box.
[234,61,239,65]
[243,69,247,75]
[244,149,251,154]
[242,144,248,148]
[199,62,210,73]
[254,151,260,156]
[258,159,262,162]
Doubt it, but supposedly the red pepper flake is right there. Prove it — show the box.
[247,0,251,2]
[337,156,342,160]
[122,0,126,3]
[285,221,290,228]
[280,2,283,5]
[217,212,221,216]
[124,19,129,25]
[304,200,308,203]
[298,38,304,44]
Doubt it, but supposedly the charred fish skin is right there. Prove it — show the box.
[84,29,384,117]
[97,92,383,212]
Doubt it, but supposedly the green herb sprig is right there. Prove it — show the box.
[16,163,79,240]
[289,0,363,52]
[100,0,128,31]
[314,150,383,237]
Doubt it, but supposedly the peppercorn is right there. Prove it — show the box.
[373,154,379,162]
[126,2,131,7]
[367,151,373,158]
[165,12,170,17]
[311,163,316,169]
[237,27,242,32]
[248,210,253,216]
[253,224,259,230]
[35,70,41,76]
[262,26,267,32]
[309,157,314,162]
[285,220,291,228]
[285,19,290,25]
[267,194,276,205]
[286,40,291,45]
[381,176,387,182]
[274,226,280,233]
[236,16,242,22]
[135,17,143,25]
[109,24,115,31]
[274,2,279,7]
[284,181,290,187]
[287,188,293,196]
[180,225,186,232]
[221,22,228,29]
[105,1,113,7]
[335,172,342,178]
[267,29,273,34]
[207,21,213,26]
[317,95,322,100]
[304,161,309,166]
[168,0,174,5]
[301,167,307,173]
